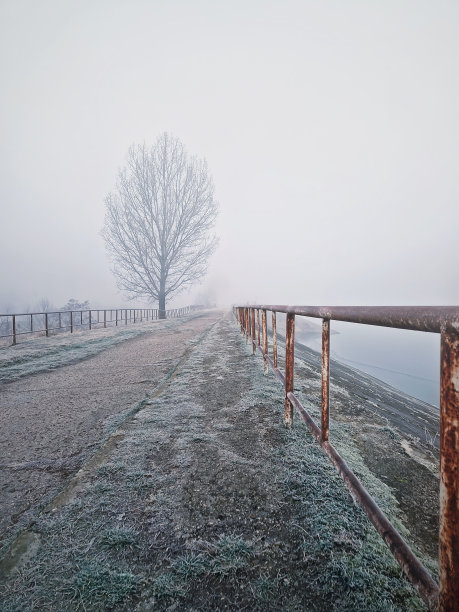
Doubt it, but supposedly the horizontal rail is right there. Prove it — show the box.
[287,390,438,607]
[235,304,459,612]
[0,306,202,346]
[244,304,459,333]
[0,306,202,318]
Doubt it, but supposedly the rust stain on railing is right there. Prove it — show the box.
[235,304,459,612]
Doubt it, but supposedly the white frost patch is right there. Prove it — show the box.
[400,439,439,475]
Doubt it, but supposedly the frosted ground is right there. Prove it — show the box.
[0,312,220,546]
[0,312,438,610]
[0,317,188,383]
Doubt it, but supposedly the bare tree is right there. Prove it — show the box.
[102,134,218,317]
[37,297,52,312]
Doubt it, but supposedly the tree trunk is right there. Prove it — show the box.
[159,291,166,319]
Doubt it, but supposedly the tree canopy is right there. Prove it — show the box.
[102,134,218,316]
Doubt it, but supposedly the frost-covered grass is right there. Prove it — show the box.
[0,315,433,611]
[0,317,191,383]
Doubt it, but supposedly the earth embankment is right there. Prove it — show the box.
[0,311,437,610]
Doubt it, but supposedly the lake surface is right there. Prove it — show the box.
[296,320,440,407]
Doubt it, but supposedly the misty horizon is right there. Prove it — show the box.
[1,2,457,407]
[1,1,458,312]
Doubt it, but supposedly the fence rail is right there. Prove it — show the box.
[234,304,459,612]
[0,305,201,346]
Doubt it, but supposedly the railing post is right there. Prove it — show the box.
[70,311,73,334]
[321,319,330,442]
[134,309,136,323]
[45,313,49,337]
[31,314,33,333]
[272,311,278,368]
[262,309,268,372]
[246,308,250,342]
[89,310,92,330]
[12,315,16,346]
[439,328,459,611]
[284,313,295,426]
[104,310,107,328]
[116,309,118,326]
[80,311,83,327]
[257,309,261,346]
[251,308,256,354]
[125,309,127,325]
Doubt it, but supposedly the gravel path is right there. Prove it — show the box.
[0,310,222,546]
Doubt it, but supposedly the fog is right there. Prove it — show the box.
[1,1,458,403]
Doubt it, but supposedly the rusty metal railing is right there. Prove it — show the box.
[235,305,459,612]
[0,305,200,346]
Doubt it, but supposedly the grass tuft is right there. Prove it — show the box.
[100,527,139,549]
[70,562,142,608]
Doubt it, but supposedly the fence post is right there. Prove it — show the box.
[439,328,459,611]
[251,308,256,354]
[45,313,49,337]
[104,310,107,328]
[262,309,268,372]
[12,315,16,345]
[272,312,277,368]
[116,309,118,326]
[284,313,295,426]
[31,314,33,333]
[70,311,73,333]
[321,319,330,442]
[89,310,92,330]
[257,309,261,346]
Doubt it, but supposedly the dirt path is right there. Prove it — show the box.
[0,311,222,546]
[0,313,429,611]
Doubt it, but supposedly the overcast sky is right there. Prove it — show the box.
[1,0,458,311]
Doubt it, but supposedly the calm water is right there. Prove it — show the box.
[296,320,440,408]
